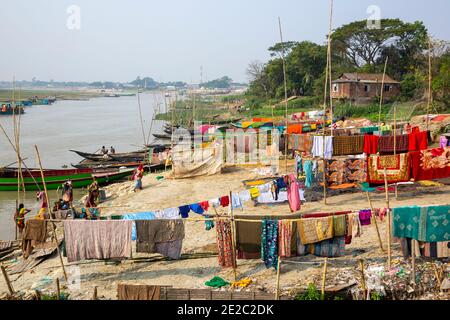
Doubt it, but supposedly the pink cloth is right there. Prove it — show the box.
[440,136,449,148]
[199,124,213,135]
[63,220,132,262]
[286,174,301,212]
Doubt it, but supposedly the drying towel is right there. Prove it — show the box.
[367,153,410,184]
[189,203,205,214]
[261,220,279,269]
[199,201,209,212]
[408,131,428,151]
[333,214,347,236]
[238,190,251,203]
[297,216,334,245]
[393,205,450,242]
[409,147,450,181]
[122,212,156,240]
[219,195,230,207]
[363,135,379,155]
[360,126,379,134]
[288,134,313,152]
[359,210,372,226]
[378,134,409,154]
[22,219,48,259]
[236,220,262,259]
[332,135,365,156]
[287,124,303,134]
[136,220,185,259]
[64,220,132,262]
[286,174,301,212]
[216,220,236,268]
[249,187,260,199]
[312,136,333,159]
[117,284,161,300]
[230,193,243,209]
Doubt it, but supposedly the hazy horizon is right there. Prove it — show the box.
[0,0,449,83]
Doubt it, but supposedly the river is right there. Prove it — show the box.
[0,91,167,240]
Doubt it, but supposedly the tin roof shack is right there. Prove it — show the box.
[331,73,400,104]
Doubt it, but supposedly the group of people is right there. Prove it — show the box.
[101,146,116,155]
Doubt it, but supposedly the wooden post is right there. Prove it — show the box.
[411,240,416,285]
[359,259,367,300]
[275,257,281,300]
[278,17,289,175]
[366,192,384,252]
[229,191,237,282]
[35,145,68,282]
[1,265,14,296]
[56,278,61,300]
[93,286,98,300]
[321,258,328,297]
[427,38,432,131]
[383,168,391,269]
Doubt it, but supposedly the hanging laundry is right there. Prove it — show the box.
[409,147,450,181]
[238,190,251,203]
[256,190,289,204]
[22,219,48,259]
[297,216,334,245]
[117,284,161,300]
[304,160,313,188]
[261,220,279,269]
[360,126,379,134]
[359,210,372,226]
[332,135,365,156]
[333,214,347,236]
[122,212,156,240]
[363,134,380,155]
[230,192,243,209]
[367,153,410,184]
[287,124,303,134]
[219,195,230,207]
[199,201,209,212]
[204,215,215,230]
[294,153,303,176]
[160,207,180,219]
[178,205,190,218]
[393,205,450,242]
[378,134,409,154]
[209,198,221,208]
[231,278,252,288]
[135,220,185,259]
[286,174,301,212]
[400,238,449,259]
[345,214,353,244]
[288,134,313,152]
[249,187,260,199]
[297,236,346,257]
[408,131,428,151]
[64,220,132,263]
[236,220,262,259]
[216,220,236,268]
[205,276,230,288]
[278,220,293,258]
[439,136,449,149]
[311,136,333,159]
[257,183,271,193]
[189,203,205,214]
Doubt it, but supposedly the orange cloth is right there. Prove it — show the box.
[287,124,303,134]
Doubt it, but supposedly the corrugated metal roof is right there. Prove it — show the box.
[333,73,399,84]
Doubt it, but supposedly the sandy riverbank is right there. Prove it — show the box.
[1,165,449,300]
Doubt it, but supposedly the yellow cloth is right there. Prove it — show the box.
[231,278,252,288]
[297,216,334,245]
[418,180,444,187]
[36,208,47,220]
[245,180,266,186]
[241,121,253,129]
[249,187,260,198]
[311,124,317,130]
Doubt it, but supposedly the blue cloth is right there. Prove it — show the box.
[231,192,243,209]
[178,205,190,218]
[304,160,313,188]
[276,177,287,190]
[189,203,204,214]
[122,212,156,240]
[261,220,279,269]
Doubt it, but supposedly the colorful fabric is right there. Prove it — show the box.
[249,187,260,198]
[287,124,303,134]
[261,220,279,269]
[304,160,313,188]
[367,153,410,184]
[332,135,364,156]
[400,238,449,259]
[360,126,379,134]
[278,220,293,258]
[378,134,409,154]
[205,276,230,288]
[122,212,156,241]
[297,236,346,257]
[359,210,372,226]
[288,134,313,152]
[393,205,450,242]
[236,220,261,259]
[219,195,230,207]
[333,215,347,236]
[440,136,449,149]
[297,216,334,245]
[216,220,236,268]
[409,147,450,181]
[312,136,333,159]
[199,201,209,212]
[231,278,252,288]
[408,131,428,151]
[178,205,190,218]
[286,174,301,212]
[363,135,379,155]
[326,158,366,186]
[189,203,204,214]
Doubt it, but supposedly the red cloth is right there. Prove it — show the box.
[219,196,230,207]
[409,148,450,181]
[199,201,209,211]
[363,135,379,155]
[408,131,428,151]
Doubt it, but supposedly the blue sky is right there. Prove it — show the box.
[0,0,448,83]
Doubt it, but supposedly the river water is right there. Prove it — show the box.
[0,92,167,240]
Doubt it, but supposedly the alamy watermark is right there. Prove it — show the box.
[66,5,81,30]
[367,5,381,29]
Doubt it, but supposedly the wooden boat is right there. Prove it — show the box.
[0,167,134,191]
[70,149,147,162]
[0,105,24,115]
[152,133,172,140]
[71,160,145,170]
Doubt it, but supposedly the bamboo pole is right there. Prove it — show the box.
[383,168,391,269]
[56,278,61,300]
[34,145,68,282]
[411,239,416,285]
[15,199,18,241]
[321,257,328,298]
[93,286,98,300]
[278,17,289,175]
[137,88,147,147]
[366,192,385,252]
[229,191,237,282]
[359,259,367,300]
[275,257,281,300]
[378,57,389,126]
[1,265,15,296]
[327,0,334,138]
